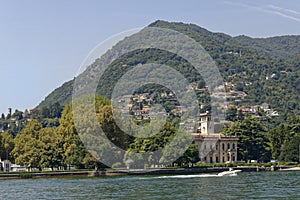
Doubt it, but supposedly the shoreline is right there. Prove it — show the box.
[279,167,300,171]
[0,166,298,180]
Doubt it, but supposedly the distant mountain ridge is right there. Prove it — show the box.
[232,35,300,61]
[38,20,300,119]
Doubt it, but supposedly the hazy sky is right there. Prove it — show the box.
[1,0,300,114]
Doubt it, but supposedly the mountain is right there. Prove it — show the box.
[38,20,300,119]
[231,35,300,61]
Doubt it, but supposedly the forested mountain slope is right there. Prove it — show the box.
[38,20,300,119]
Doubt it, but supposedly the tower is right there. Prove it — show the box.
[199,111,214,134]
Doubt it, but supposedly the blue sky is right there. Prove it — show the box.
[1,0,300,114]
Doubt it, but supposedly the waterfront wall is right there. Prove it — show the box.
[0,166,295,180]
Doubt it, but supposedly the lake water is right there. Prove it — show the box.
[0,171,299,199]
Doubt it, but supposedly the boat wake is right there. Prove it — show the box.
[157,174,219,179]
[155,170,242,179]
[217,170,242,177]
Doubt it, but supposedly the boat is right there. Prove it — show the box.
[217,169,242,176]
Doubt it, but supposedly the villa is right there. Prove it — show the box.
[193,112,238,164]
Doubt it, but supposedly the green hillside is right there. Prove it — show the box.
[231,35,300,61]
[38,20,300,120]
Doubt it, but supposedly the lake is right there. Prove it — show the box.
[0,171,299,199]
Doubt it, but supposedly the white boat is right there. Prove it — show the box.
[217,169,242,176]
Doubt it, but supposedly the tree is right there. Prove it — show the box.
[0,132,14,161]
[279,134,300,162]
[223,118,271,162]
[12,120,43,170]
[125,122,177,168]
[58,95,131,169]
[174,143,199,167]
[226,107,237,122]
[82,152,105,170]
[49,102,63,118]
[56,104,87,169]
[197,80,206,89]
[40,106,50,119]
[6,113,11,120]
[39,127,63,169]
[270,116,300,162]
[12,109,23,120]
[237,109,244,121]
[269,124,286,159]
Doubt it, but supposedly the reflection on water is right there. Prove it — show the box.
[0,171,299,199]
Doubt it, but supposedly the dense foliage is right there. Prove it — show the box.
[269,116,300,162]
[38,20,300,123]
[2,95,200,170]
[223,118,271,162]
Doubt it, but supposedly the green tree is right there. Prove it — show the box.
[40,106,50,119]
[226,107,237,122]
[0,132,14,161]
[39,127,63,169]
[67,95,130,169]
[279,134,300,162]
[56,104,87,169]
[49,102,63,118]
[269,124,286,159]
[223,118,271,162]
[125,122,177,168]
[12,109,23,120]
[270,116,300,162]
[174,143,199,167]
[12,120,43,170]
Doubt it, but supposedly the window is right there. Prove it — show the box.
[216,144,218,150]
[233,143,235,150]
[233,156,235,162]
[222,143,225,151]
[210,157,213,163]
[222,156,225,162]
[216,157,219,163]
[227,143,230,150]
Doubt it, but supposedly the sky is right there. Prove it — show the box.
[1,0,300,115]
